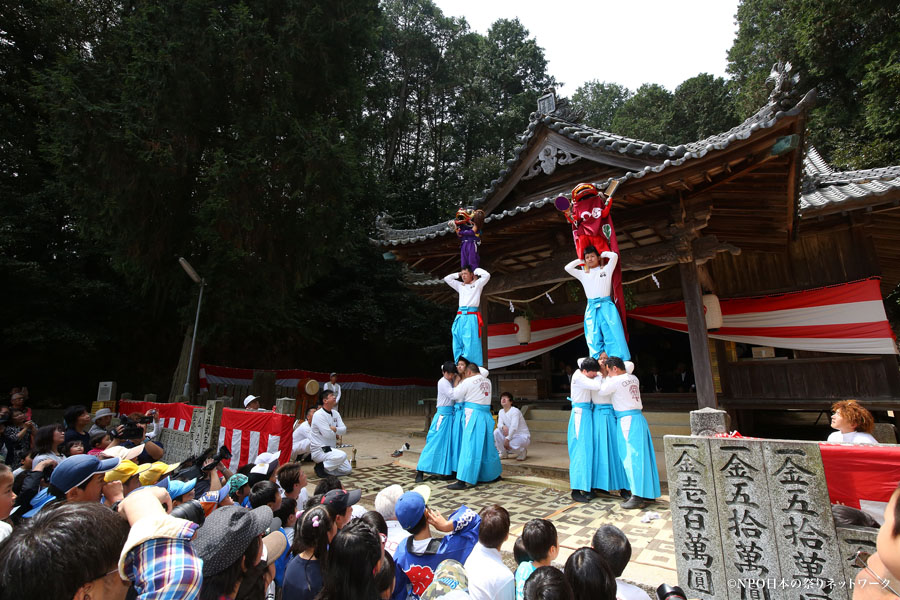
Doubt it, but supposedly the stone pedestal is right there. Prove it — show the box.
[275,397,297,416]
[690,407,729,436]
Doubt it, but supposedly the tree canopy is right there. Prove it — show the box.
[4,0,900,401]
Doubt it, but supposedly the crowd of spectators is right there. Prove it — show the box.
[2,386,895,599]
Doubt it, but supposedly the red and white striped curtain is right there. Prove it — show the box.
[628,278,897,355]
[487,315,585,369]
[217,408,294,470]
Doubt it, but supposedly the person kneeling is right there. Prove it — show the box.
[495,393,531,461]
[309,391,351,478]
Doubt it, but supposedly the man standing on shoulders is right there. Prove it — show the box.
[448,363,500,490]
[324,373,342,405]
[309,390,351,477]
[444,265,490,366]
[599,357,660,510]
[416,361,460,483]
[565,246,630,361]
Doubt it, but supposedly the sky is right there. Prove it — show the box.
[432,0,741,96]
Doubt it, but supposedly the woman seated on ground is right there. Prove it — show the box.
[828,399,878,445]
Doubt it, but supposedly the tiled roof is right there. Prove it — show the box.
[800,159,900,214]
[374,86,817,247]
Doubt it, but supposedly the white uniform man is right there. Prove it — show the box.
[291,407,316,460]
[444,266,491,366]
[493,392,530,461]
[309,390,351,477]
[447,364,501,490]
[598,356,660,509]
[324,373,342,405]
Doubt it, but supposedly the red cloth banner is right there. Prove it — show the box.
[217,408,294,470]
[487,315,585,369]
[117,401,198,432]
[627,278,897,355]
[820,443,900,519]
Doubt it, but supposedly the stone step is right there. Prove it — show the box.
[524,408,571,422]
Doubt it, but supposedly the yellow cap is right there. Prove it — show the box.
[139,461,180,486]
[104,460,152,483]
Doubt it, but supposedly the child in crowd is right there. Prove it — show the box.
[0,464,14,542]
[513,537,531,565]
[524,566,573,600]
[392,486,481,600]
[87,432,111,455]
[284,505,336,600]
[515,519,560,600]
[273,497,299,588]
[317,519,382,600]
[63,440,84,457]
[563,547,616,600]
[592,525,651,600]
[375,553,396,599]
[465,504,515,600]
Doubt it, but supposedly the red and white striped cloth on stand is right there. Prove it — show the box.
[628,278,897,355]
[118,401,196,432]
[217,408,294,470]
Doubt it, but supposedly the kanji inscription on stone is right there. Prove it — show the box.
[664,436,726,600]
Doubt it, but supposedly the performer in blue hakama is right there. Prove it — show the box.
[447,363,501,490]
[564,247,630,361]
[600,356,661,510]
[416,361,460,483]
[592,359,629,497]
[568,357,604,503]
[443,266,490,366]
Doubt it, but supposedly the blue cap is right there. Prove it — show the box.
[395,490,427,530]
[167,477,197,500]
[198,483,231,504]
[50,454,121,494]
[22,488,56,519]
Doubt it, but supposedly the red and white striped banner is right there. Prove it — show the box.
[487,315,585,369]
[217,408,294,470]
[628,278,897,355]
[821,442,900,522]
[200,364,432,393]
[118,401,197,432]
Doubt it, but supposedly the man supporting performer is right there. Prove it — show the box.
[568,357,602,502]
[448,363,501,490]
[600,357,660,510]
[494,392,530,461]
[309,389,351,477]
[416,361,460,483]
[565,247,630,361]
[444,266,491,366]
[591,359,628,498]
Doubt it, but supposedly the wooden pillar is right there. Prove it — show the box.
[679,260,717,409]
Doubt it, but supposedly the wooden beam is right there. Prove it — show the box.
[679,260,717,409]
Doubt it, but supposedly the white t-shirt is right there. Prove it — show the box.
[292,420,311,449]
[385,519,411,557]
[309,408,346,452]
[599,374,644,412]
[497,406,529,439]
[827,431,878,444]
[437,377,455,408]
[465,542,515,600]
[0,521,11,544]
[570,369,604,404]
[564,252,617,299]
[324,382,342,404]
[444,268,491,308]
[453,374,492,406]
[616,579,652,600]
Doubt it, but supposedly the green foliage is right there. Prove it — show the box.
[611,84,676,144]
[727,0,900,168]
[570,80,630,131]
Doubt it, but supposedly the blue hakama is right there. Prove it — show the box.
[567,401,594,492]
[591,404,628,491]
[417,406,456,476]
[584,296,630,360]
[450,402,465,472]
[615,409,661,499]
[452,306,483,365]
[456,404,502,485]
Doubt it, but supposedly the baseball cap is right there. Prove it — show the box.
[92,408,114,422]
[243,394,259,408]
[100,444,146,462]
[193,505,274,576]
[197,483,231,504]
[166,477,197,500]
[250,451,281,475]
[139,461,180,486]
[421,559,470,599]
[50,454,121,493]
[329,372,337,377]
[320,488,362,512]
[228,473,250,495]
[394,485,432,530]
[261,530,288,566]
[104,460,152,483]
[22,488,57,519]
